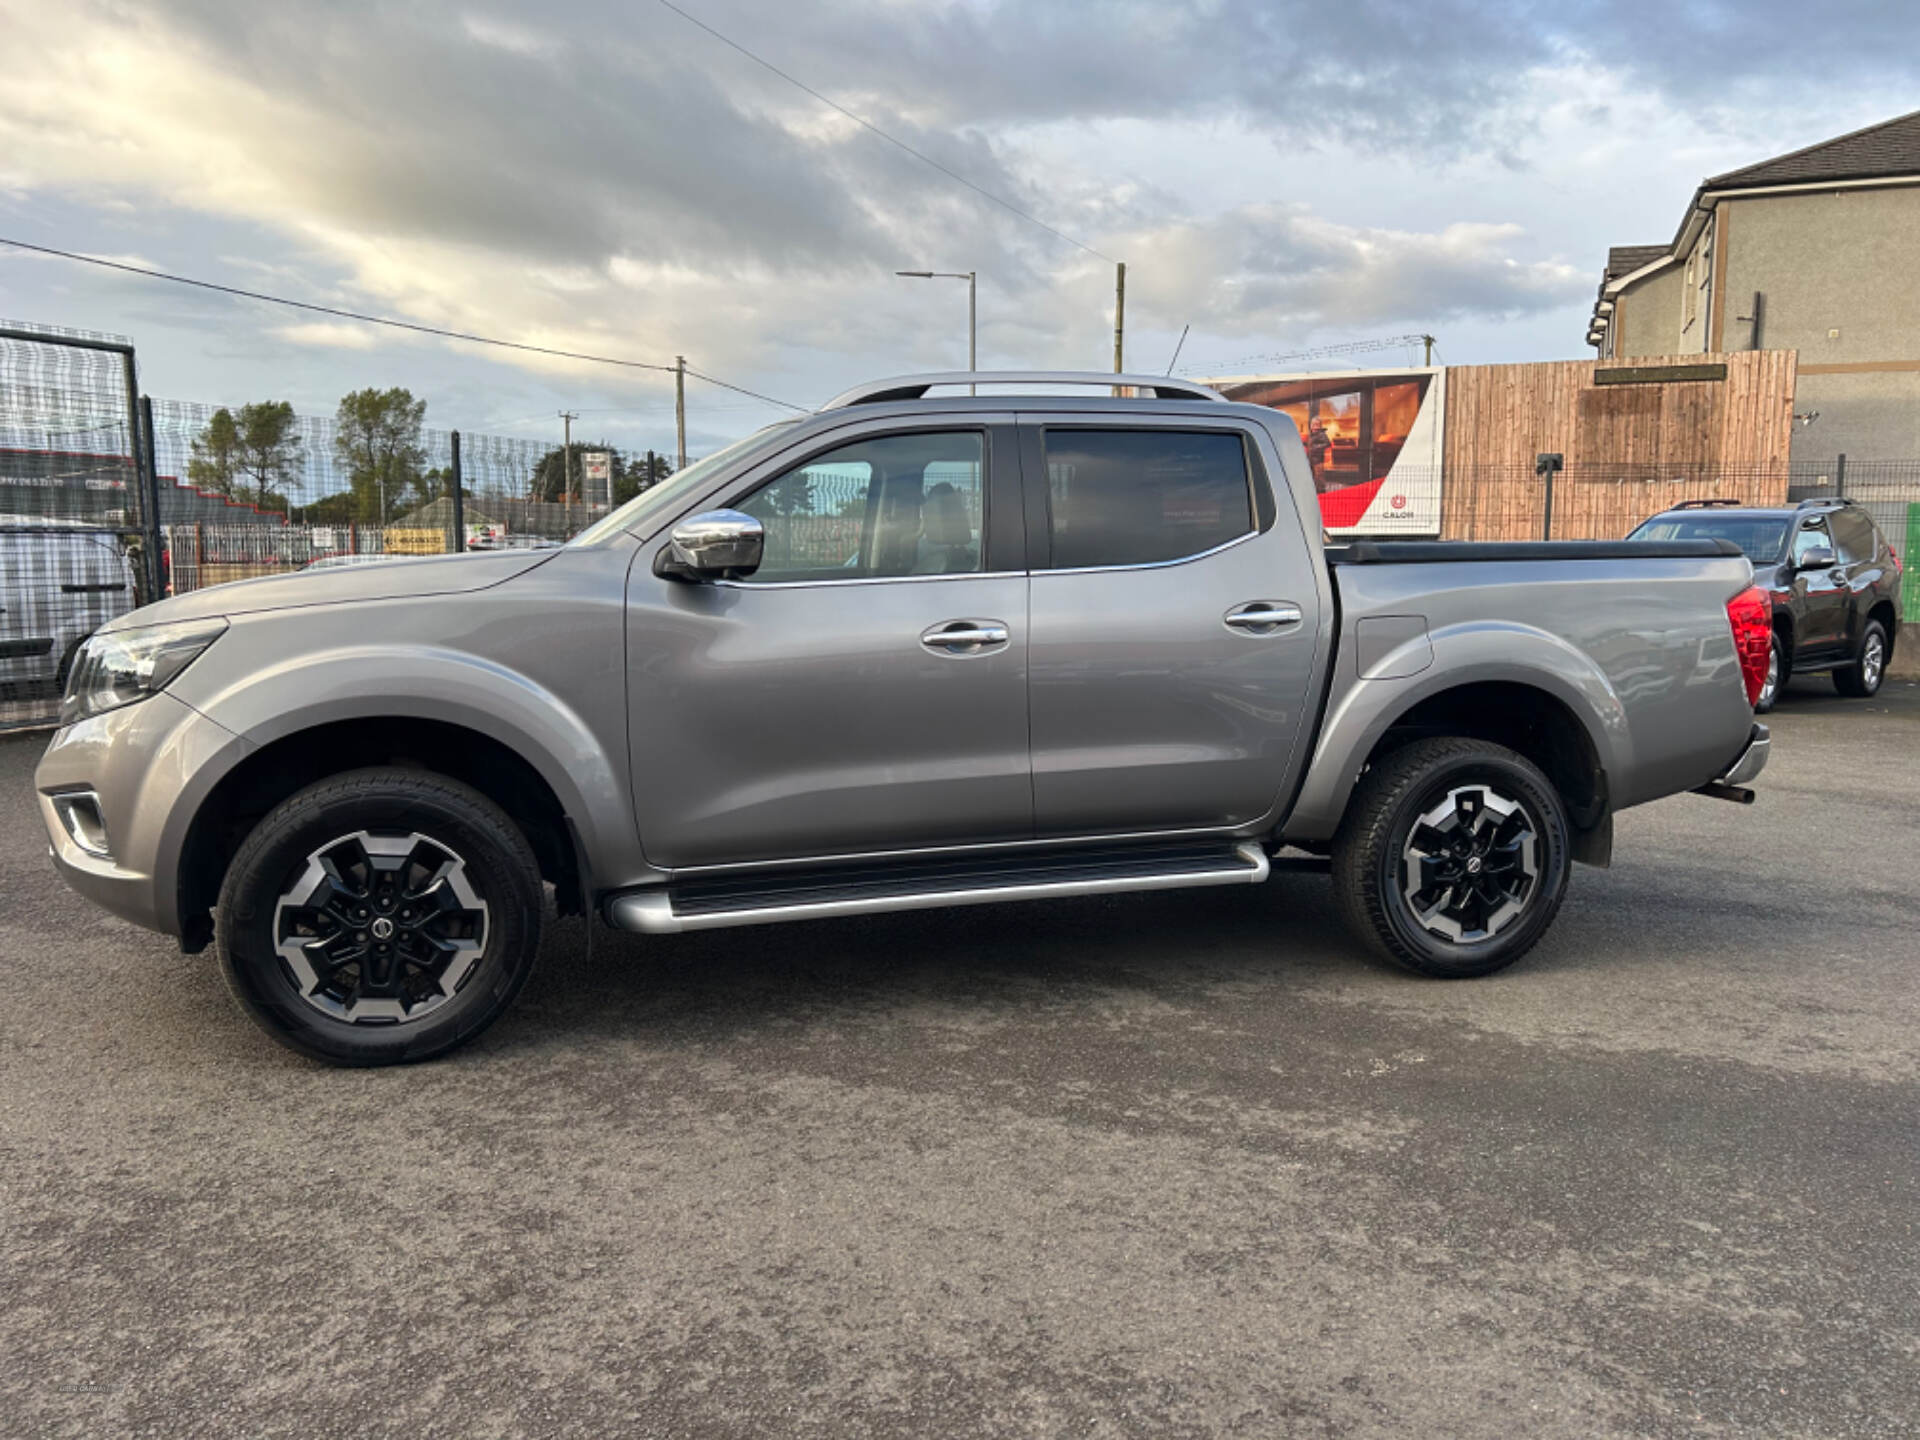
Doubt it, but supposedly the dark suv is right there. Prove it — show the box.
[1630,499,1903,711]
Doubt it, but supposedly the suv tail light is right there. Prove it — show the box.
[1726,585,1772,708]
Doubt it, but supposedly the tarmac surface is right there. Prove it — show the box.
[3,677,1917,1438]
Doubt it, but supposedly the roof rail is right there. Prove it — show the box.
[1670,498,1743,509]
[818,371,1229,410]
[1796,496,1854,508]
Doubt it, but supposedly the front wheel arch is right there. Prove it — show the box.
[178,717,579,954]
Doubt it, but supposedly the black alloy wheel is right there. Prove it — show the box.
[219,768,542,1066]
[1332,737,1572,978]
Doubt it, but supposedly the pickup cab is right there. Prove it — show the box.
[35,373,1773,1065]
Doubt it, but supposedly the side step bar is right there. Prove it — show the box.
[605,839,1270,935]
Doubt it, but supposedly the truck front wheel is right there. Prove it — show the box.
[1331,738,1571,978]
[217,767,544,1065]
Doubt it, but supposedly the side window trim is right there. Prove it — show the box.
[1023,420,1263,573]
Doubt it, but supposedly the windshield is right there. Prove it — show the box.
[1629,514,1788,563]
[568,421,802,547]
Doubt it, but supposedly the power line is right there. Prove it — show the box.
[0,234,811,412]
[1192,333,1437,374]
[650,0,1115,264]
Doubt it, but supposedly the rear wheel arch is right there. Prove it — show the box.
[178,717,579,954]
[1358,681,1609,862]
[1867,600,1897,654]
[1772,608,1796,658]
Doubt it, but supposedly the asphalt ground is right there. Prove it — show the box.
[3,678,1917,1439]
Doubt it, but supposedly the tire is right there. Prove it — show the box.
[1754,634,1786,714]
[1832,619,1888,698]
[217,767,543,1066]
[1331,737,1572,979]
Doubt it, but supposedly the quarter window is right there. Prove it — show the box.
[1042,429,1253,569]
[732,431,984,583]
[1829,509,1877,565]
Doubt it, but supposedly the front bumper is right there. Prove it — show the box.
[1720,722,1769,785]
[35,692,252,937]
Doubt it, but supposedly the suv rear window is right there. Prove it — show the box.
[1629,514,1787,562]
[1042,430,1252,569]
[1828,508,1879,564]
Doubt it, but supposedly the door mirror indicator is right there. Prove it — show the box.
[660,510,764,581]
[1795,545,1836,571]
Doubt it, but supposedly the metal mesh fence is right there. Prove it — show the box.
[144,401,618,541]
[1,324,147,730]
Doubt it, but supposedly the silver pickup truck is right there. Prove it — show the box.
[35,372,1772,1065]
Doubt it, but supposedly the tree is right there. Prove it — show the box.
[186,408,242,499]
[188,401,302,513]
[333,387,426,523]
[615,451,673,505]
[233,401,301,511]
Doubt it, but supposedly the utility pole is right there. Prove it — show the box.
[1422,333,1435,366]
[967,270,976,394]
[559,410,577,526]
[1112,261,1126,395]
[450,429,463,553]
[675,356,687,470]
[895,270,978,394]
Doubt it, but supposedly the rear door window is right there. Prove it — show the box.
[1828,509,1878,564]
[1041,429,1252,570]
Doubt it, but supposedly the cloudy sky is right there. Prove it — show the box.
[1,0,1916,457]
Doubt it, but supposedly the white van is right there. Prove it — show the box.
[0,526,138,692]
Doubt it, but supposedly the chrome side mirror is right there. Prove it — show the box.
[1795,545,1836,572]
[660,509,764,581]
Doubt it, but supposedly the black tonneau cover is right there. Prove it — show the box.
[1326,539,1742,565]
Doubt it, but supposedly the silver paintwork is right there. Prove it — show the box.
[34,375,1764,949]
[607,841,1269,934]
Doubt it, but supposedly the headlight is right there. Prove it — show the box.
[60,618,228,726]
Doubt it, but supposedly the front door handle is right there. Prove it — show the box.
[1224,601,1303,635]
[921,619,1010,654]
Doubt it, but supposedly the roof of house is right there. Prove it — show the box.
[1705,108,1920,191]
[1588,110,1920,342]
[1605,245,1669,281]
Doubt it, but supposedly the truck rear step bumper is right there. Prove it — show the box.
[604,838,1269,935]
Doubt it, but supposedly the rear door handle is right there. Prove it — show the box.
[1224,601,1303,635]
[921,619,1010,653]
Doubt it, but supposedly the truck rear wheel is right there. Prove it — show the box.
[1331,738,1571,978]
[217,767,543,1066]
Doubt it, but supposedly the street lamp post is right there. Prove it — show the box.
[895,269,975,394]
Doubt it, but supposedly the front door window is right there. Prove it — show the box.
[734,431,985,582]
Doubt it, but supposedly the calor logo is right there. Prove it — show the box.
[1389,494,1407,510]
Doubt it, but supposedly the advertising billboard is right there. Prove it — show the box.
[1203,367,1445,535]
